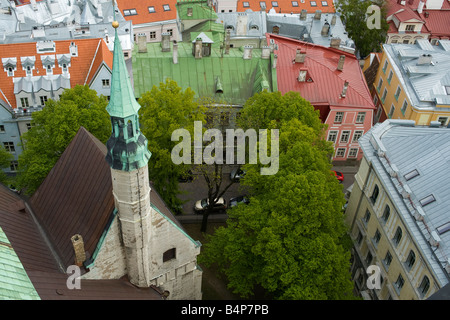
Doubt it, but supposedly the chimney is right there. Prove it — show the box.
[273,54,278,68]
[337,55,345,71]
[330,37,341,49]
[300,9,307,20]
[321,22,330,36]
[261,45,271,59]
[30,0,38,11]
[331,15,337,25]
[314,10,322,20]
[225,29,231,55]
[341,80,349,98]
[236,13,248,36]
[173,41,178,64]
[161,32,171,52]
[71,234,86,267]
[137,33,147,53]
[298,69,307,82]
[243,45,253,59]
[417,54,432,65]
[194,38,203,59]
[417,0,424,13]
[294,48,306,63]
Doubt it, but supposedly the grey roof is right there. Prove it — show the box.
[216,10,267,39]
[359,119,450,288]
[383,40,450,111]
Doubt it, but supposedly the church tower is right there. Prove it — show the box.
[105,19,152,288]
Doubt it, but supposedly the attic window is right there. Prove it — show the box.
[419,194,436,207]
[123,9,137,16]
[148,6,155,13]
[243,1,250,7]
[404,169,419,181]
[163,248,176,262]
[250,25,259,30]
[321,0,328,5]
[163,4,171,11]
[437,222,450,235]
[310,1,317,6]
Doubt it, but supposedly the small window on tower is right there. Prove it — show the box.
[163,248,176,262]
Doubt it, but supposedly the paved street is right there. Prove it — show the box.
[176,164,359,223]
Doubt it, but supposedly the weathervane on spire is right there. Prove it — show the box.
[112,0,118,28]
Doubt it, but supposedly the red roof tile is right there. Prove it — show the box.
[237,0,335,13]
[0,38,113,109]
[115,0,177,25]
[268,34,375,110]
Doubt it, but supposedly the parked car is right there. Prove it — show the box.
[229,195,250,208]
[230,168,246,181]
[194,197,227,214]
[333,171,344,183]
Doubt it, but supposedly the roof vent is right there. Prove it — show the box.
[401,184,412,199]
[429,231,441,247]
[298,69,307,82]
[389,164,399,178]
[417,54,432,65]
[340,80,349,98]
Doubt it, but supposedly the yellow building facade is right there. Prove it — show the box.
[372,40,450,127]
[345,120,450,300]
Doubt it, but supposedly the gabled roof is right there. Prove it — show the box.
[115,0,177,25]
[0,38,113,108]
[268,34,375,109]
[236,0,335,14]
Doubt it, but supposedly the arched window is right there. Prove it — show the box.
[370,184,379,204]
[393,227,402,246]
[163,248,176,262]
[405,250,415,270]
[419,276,430,296]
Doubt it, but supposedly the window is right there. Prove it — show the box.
[292,0,299,6]
[363,209,371,225]
[321,0,328,5]
[336,148,346,158]
[163,248,176,262]
[26,65,32,76]
[356,112,366,123]
[382,60,388,73]
[381,88,388,103]
[356,231,363,245]
[419,276,430,296]
[373,229,381,246]
[394,86,402,101]
[352,130,363,142]
[272,1,278,6]
[20,97,29,108]
[3,142,15,153]
[148,6,155,13]
[445,86,450,95]
[334,111,344,123]
[102,79,110,88]
[403,39,410,44]
[327,130,338,143]
[348,148,358,158]
[437,221,450,235]
[340,130,350,143]
[384,251,392,269]
[387,70,393,84]
[123,8,137,16]
[10,160,18,172]
[163,4,171,11]
[150,31,156,39]
[272,26,279,34]
[393,227,402,246]
[388,104,395,118]
[243,1,250,6]
[167,29,173,36]
[373,94,378,105]
[366,251,373,265]
[401,100,408,115]
[310,1,317,6]
[438,116,448,126]
[395,274,405,293]
[419,194,436,206]
[382,205,390,223]
[260,1,266,9]
[46,64,53,75]
[26,123,32,130]
[370,185,379,204]
[220,112,230,126]
[377,78,383,92]
[405,250,415,270]
[404,169,419,181]
[405,24,415,32]
[0,125,4,133]
[40,96,48,106]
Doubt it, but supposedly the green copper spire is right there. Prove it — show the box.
[105,21,151,171]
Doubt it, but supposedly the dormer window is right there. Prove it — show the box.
[2,57,17,77]
[26,66,32,76]
[70,42,78,57]
[7,67,14,76]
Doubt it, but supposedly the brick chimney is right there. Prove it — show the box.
[71,234,86,267]
[173,41,178,64]
[341,80,349,98]
[330,37,341,49]
[194,38,203,59]
[243,45,253,59]
[337,55,345,71]
[321,22,330,36]
[137,33,147,53]
[225,29,231,55]
[273,54,278,68]
[314,10,322,20]
[161,32,171,52]
[261,45,271,59]
[300,9,307,20]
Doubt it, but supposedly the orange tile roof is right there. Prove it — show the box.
[0,38,113,109]
[115,0,177,25]
[236,0,335,13]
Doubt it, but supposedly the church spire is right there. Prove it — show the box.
[105,18,151,171]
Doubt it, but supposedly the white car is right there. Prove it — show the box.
[194,197,227,214]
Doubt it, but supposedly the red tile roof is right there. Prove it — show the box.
[0,38,113,109]
[268,34,375,110]
[236,0,335,13]
[418,10,450,37]
[115,0,177,25]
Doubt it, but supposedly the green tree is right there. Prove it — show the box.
[16,85,110,194]
[0,145,13,185]
[335,0,389,58]
[199,91,356,299]
[138,79,206,212]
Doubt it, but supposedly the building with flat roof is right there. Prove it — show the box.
[345,119,450,300]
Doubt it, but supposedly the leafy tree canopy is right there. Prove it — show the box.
[16,85,110,195]
[0,145,13,185]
